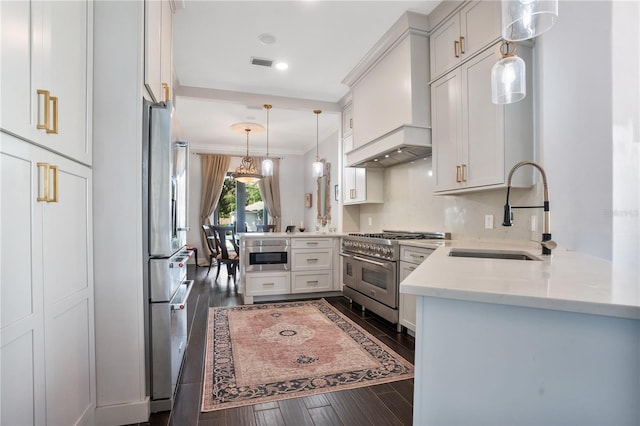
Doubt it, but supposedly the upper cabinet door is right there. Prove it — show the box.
[429,1,500,81]
[459,0,501,60]
[430,14,461,81]
[342,103,353,138]
[145,0,173,103]
[0,0,92,165]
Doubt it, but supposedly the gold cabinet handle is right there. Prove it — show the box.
[454,40,460,58]
[459,36,465,54]
[37,162,50,202]
[349,118,353,129]
[162,83,170,103]
[349,188,356,199]
[37,90,51,131]
[461,164,467,182]
[50,165,59,202]
[47,96,58,134]
[456,165,461,182]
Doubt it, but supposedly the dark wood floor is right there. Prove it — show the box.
[138,264,415,426]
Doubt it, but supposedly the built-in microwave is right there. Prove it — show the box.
[245,239,290,272]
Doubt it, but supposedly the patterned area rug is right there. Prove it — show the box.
[201,299,414,412]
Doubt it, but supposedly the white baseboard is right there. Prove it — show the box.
[95,397,150,426]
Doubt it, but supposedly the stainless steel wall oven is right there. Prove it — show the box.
[245,239,290,272]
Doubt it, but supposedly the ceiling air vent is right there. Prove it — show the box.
[250,57,273,67]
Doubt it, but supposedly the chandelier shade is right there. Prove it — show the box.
[231,128,263,183]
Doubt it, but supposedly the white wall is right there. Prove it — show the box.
[304,131,340,230]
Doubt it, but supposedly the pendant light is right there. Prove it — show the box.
[491,41,526,104]
[312,109,323,178]
[262,104,274,177]
[231,128,263,184]
[501,0,558,42]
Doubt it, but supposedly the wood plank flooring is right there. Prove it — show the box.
[136,264,415,426]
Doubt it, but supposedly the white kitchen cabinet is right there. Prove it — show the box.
[429,0,501,81]
[0,0,92,165]
[343,167,384,205]
[342,102,354,138]
[245,272,291,297]
[144,0,173,103]
[399,246,434,333]
[432,42,534,193]
[291,238,338,293]
[1,133,95,425]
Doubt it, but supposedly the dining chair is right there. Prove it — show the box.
[212,225,240,281]
[256,224,276,232]
[201,225,220,276]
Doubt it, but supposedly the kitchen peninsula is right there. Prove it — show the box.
[400,242,640,425]
[238,233,342,304]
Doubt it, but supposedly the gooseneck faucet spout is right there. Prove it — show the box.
[502,161,553,255]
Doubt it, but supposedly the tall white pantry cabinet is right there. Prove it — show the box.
[0,1,95,425]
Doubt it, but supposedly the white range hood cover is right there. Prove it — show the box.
[345,125,431,168]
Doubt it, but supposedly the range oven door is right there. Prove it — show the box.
[341,253,359,289]
[353,255,398,309]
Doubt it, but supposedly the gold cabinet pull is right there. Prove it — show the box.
[459,36,465,54]
[349,188,356,199]
[50,165,59,202]
[162,83,170,103]
[37,162,50,202]
[461,164,467,182]
[454,40,460,58]
[47,96,58,134]
[349,118,353,129]
[456,165,461,182]
[37,90,51,131]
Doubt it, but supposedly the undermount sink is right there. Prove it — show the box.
[448,248,541,261]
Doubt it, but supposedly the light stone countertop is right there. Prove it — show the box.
[238,232,345,239]
[400,240,640,320]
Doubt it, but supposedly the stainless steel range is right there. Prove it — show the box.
[341,230,448,331]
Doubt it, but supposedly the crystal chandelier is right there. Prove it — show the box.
[231,128,263,184]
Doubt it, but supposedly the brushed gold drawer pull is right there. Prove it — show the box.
[50,165,59,202]
[454,40,460,58]
[461,164,467,182]
[459,36,465,54]
[37,162,50,202]
[47,96,58,134]
[306,280,319,285]
[307,258,319,262]
[456,165,461,182]
[262,282,275,286]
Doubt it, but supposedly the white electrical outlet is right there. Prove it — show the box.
[368,217,372,226]
[484,214,494,229]
[531,215,537,232]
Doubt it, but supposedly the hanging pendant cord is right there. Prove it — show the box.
[245,129,250,156]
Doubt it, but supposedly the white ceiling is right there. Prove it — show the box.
[172,0,441,156]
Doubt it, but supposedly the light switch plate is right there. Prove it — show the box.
[485,214,494,229]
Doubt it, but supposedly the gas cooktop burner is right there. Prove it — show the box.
[347,231,449,241]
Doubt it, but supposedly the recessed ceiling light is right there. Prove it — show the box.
[258,33,276,45]
[275,62,288,71]
[374,159,379,162]
[385,154,390,158]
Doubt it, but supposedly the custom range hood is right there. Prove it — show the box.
[342,11,432,169]
[345,125,431,168]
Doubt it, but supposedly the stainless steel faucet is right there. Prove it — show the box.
[502,161,553,255]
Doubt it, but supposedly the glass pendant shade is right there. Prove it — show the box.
[311,109,323,177]
[312,159,323,178]
[502,0,558,41]
[491,42,526,104]
[261,158,274,177]
[262,104,273,177]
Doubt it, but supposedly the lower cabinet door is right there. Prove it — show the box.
[291,271,332,293]
[245,272,290,296]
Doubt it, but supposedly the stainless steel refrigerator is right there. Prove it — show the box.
[142,99,193,412]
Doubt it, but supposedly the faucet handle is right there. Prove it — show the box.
[502,204,513,226]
